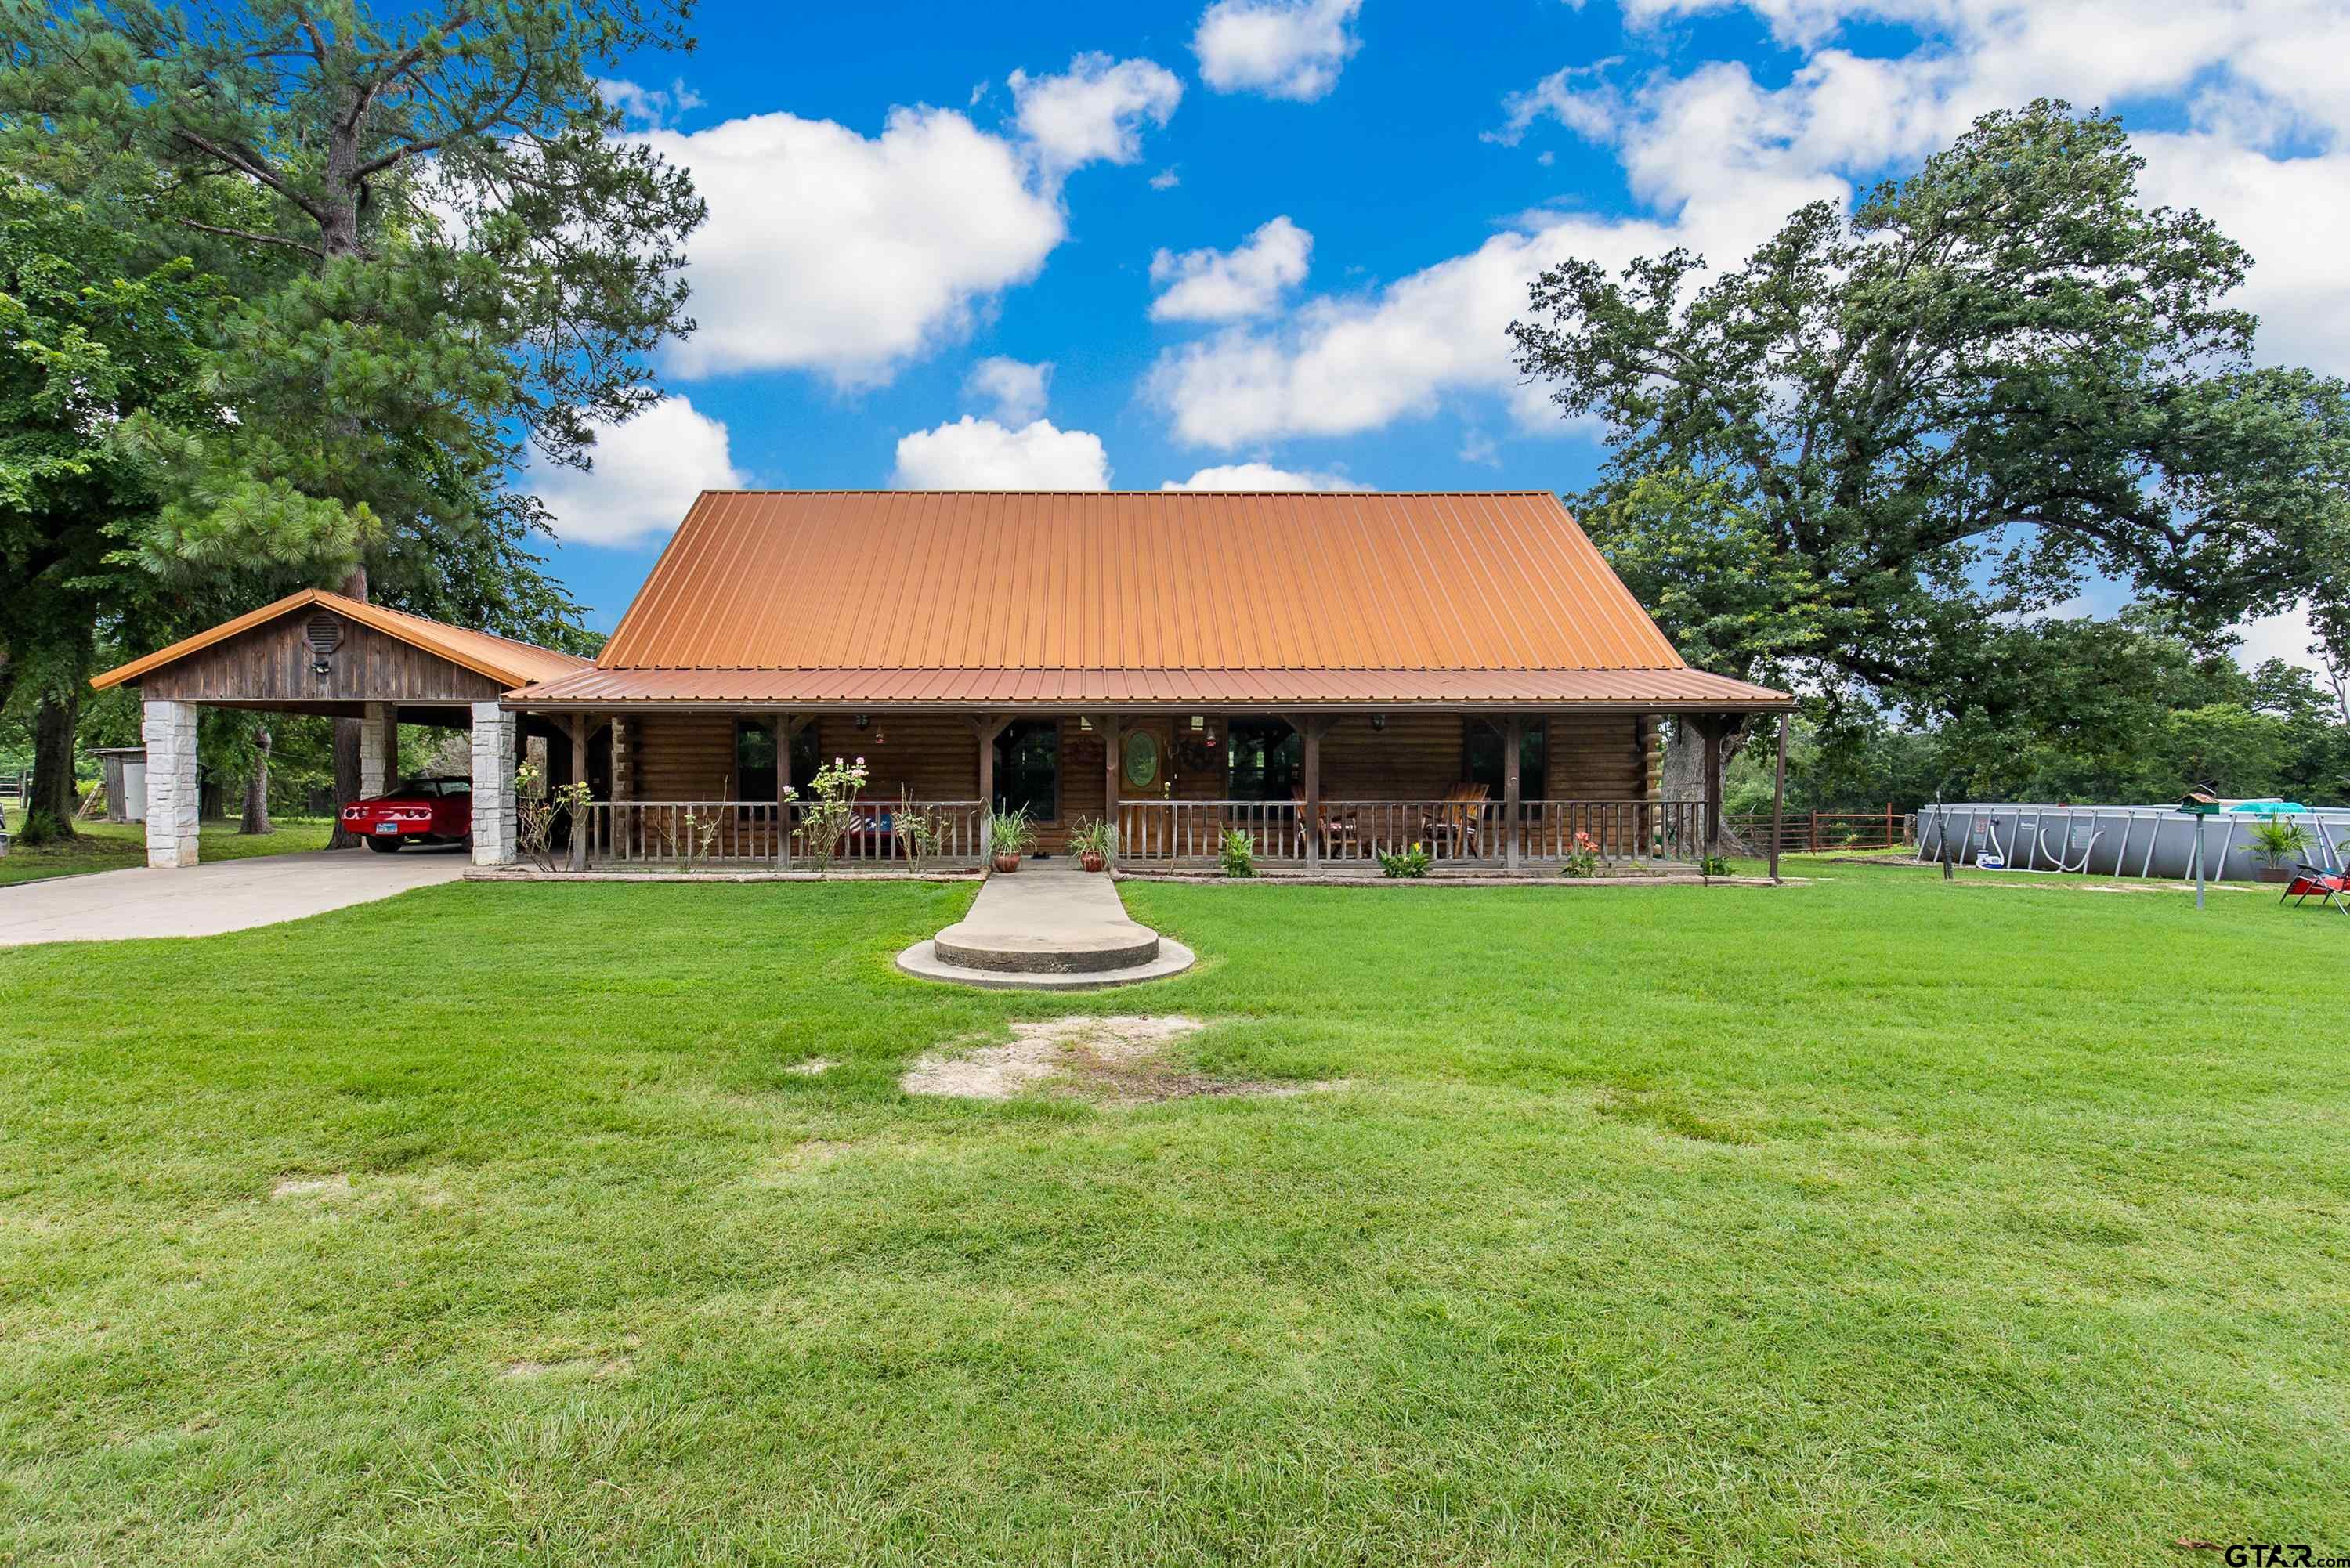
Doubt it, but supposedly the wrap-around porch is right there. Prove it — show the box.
[519,706,1764,875]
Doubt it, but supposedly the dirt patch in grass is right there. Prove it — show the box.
[270,1174,352,1200]
[501,1354,634,1382]
[902,1016,1341,1107]
[788,1057,837,1076]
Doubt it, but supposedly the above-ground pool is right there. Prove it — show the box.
[1913,802,2350,882]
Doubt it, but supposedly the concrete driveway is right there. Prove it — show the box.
[0,848,469,948]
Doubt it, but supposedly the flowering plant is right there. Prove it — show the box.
[1378,842,1432,878]
[1562,829,1601,879]
[799,754,870,873]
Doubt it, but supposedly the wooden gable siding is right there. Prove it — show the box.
[136,612,505,704]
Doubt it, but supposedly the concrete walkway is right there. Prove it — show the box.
[898,862,1195,989]
[0,848,468,948]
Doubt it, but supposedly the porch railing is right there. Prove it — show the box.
[1115,799,1711,869]
[575,800,987,869]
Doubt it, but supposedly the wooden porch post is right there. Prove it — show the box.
[1503,714,1523,872]
[568,713,591,872]
[1769,711,1790,884]
[1101,714,1120,854]
[1701,716,1725,854]
[1300,714,1322,870]
[968,713,1011,816]
[774,714,807,869]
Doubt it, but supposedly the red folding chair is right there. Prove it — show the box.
[2280,862,2350,914]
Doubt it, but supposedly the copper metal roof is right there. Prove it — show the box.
[529,490,1790,711]
[92,589,592,692]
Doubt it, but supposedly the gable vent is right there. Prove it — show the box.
[306,612,343,675]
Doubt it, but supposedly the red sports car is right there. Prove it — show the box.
[341,775,474,853]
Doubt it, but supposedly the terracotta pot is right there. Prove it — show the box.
[992,852,1021,873]
[2258,864,2297,883]
[1080,851,1107,873]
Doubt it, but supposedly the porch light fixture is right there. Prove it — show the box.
[1079,717,1092,732]
[1371,714,1387,732]
[1189,714,1205,732]
[854,714,870,730]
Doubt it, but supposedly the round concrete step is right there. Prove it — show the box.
[931,919,1160,974]
[896,937,1196,991]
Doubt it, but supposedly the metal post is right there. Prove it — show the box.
[1768,712,1788,883]
[2193,816,2207,911]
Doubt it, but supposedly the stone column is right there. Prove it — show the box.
[142,699,200,869]
[359,702,396,797]
[469,700,517,866]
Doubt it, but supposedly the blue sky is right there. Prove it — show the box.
[533,0,2348,662]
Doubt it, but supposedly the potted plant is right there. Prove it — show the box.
[1067,815,1116,873]
[2247,814,2312,883]
[985,806,1036,873]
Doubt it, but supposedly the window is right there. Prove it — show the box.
[736,722,824,800]
[994,720,1060,820]
[1463,719,1546,800]
[789,726,820,796]
[1225,719,1302,801]
[734,721,776,801]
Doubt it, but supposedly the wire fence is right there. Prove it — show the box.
[1726,807,1916,855]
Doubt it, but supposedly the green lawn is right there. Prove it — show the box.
[1,869,2343,1563]
[0,817,335,887]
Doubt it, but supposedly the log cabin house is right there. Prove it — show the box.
[95,490,1793,874]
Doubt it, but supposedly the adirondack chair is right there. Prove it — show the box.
[1421,782,1490,858]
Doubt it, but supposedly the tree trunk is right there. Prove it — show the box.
[1661,717,1749,844]
[20,688,81,844]
[328,563,368,847]
[241,724,274,835]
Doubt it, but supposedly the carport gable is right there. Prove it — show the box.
[91,589,587,721]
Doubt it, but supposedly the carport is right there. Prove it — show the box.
[89,590,591,869]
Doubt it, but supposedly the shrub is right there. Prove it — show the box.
[1699,854,1732,877]
[1378,843,1431,878]
[893,789,947,873]
[799,755,870,872]
[1219,828,1256,878]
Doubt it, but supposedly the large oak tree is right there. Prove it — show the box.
[0,0,703,839]
[1510,101,2350,804]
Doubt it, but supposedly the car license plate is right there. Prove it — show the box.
[374,823,400,835]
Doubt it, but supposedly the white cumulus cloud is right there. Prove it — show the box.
[964,356,1055,425]
[598,76,705,129]
[891,417,1111,490]
[1009,52,1184,176]
[530,397,742,547]
[1162,461,1371,491]
[1149,215,1313,322]
[642,107,1066,385]
[1155,0,2350,450]
[1193,0,1364,102]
